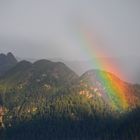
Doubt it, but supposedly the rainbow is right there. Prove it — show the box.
[74,26,128,110]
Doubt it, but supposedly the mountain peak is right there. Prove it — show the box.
[0,53,6,60]
[0,52,18,76]
[7,52,14,56]
[33,59,52,66]
[6,52,18,64]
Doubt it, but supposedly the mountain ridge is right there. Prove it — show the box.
[0,52,140,140]
[0,52,18,76]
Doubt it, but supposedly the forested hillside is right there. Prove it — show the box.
[0,53,140,140]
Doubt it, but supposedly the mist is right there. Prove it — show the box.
[0,0,140,83]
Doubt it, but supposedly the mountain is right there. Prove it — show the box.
[0,52,17,76]
[0,55,139,140]
[0,58,80,138]
[76,70,140,111]
[0,59,78,89]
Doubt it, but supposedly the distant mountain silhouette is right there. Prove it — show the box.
[0,52,17,76]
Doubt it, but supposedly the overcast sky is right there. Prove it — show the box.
[0,0,140,60]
